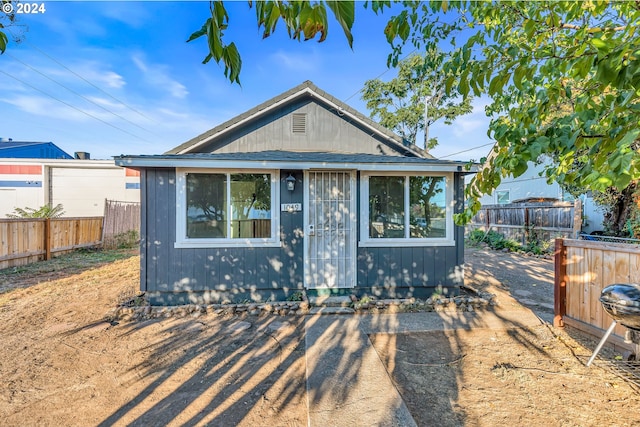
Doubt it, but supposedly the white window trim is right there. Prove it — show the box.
[359,171,455,247]
[496,189,510,205]
[175,168,281,248]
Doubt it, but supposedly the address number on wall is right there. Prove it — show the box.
[281,203,302,212]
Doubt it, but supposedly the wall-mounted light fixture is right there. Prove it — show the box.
[286,174,296,192]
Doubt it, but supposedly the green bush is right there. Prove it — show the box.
[104,230,139,249]
[468,229,520,252]
[468,228,553,255]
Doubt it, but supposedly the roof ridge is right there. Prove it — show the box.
[165,81,432,159]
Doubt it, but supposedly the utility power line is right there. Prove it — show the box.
[438,142,494,159]
[25,41,158,125]
[0,69,152,143]
[7,52,159,137]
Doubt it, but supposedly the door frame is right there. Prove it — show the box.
[303,170,357,289]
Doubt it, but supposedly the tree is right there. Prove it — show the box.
[361,49,472,150]
[7,204,65,218]
[191,1,640,225]
[187,0,357,84]
[381,1,640,225]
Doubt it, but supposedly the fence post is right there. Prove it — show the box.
[573,198,582,238]
[524,206,530,245]
[554,238,567,328]
[485,207,490,232]
[44,218,52,261]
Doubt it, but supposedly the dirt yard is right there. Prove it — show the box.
[0,247,639,426]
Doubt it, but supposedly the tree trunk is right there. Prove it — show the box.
[603,182,638,237]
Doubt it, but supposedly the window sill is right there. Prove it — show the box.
[174,240,282,249]
[359,239,455,248]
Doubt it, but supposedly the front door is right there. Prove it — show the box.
[304,171,356,289]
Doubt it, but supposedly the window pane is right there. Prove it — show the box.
[409,176,446,238]
[496,190,510,204]
[369,176,405,238]
[230,173,272,238]
[186,173,227,238]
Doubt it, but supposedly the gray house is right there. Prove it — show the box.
[116,81,477,305]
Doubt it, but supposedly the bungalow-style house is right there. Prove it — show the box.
[115,81,477,305]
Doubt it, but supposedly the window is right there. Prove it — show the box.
[361,173,453,246]
[176,169,280,247]
[496,190,510,205]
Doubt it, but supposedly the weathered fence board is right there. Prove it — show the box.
[102,200,140,248]
[555,238,640,352]
[0,217,103,269]
[469,200,581,243]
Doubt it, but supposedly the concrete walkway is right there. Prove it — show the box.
[304,308,544,427]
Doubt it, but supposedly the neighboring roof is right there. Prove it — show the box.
[166,80,432,159]
[0,141,73,159]
[115,151,479,174]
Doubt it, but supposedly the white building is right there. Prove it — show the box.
[475,158,605,234]
[0,158,140,217]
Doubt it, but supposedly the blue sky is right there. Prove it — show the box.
[1,1,492,160]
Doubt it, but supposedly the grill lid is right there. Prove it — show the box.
[600,284,640,330]
[600,284,640,308]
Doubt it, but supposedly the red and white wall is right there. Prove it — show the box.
[0,159,139,218]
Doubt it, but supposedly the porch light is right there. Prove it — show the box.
[286,174,296,192]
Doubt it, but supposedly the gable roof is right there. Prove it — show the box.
[166,80,432,159]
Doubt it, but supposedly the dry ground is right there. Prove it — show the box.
[0,247,639,426]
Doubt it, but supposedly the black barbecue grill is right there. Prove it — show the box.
[587,283,640,367]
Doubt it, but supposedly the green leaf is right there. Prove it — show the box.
[616,129,640,149]
[187,23,208,43]
[591,37,609,53]
[327,1,355,48]
[513,65,525,90]
[300,4,328,42]
[223,42,242,84]
[206,17,223,61]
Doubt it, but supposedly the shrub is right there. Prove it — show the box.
[7,203,65,218]
[468,229,520,252]
[104,230,139,249]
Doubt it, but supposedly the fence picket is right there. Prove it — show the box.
[555,238,640,352]
[469,201,578,243]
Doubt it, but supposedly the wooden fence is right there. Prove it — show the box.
[0,217,103,269]
[554,238,640,352]
[468,200,582,244]
[102,200,141,248]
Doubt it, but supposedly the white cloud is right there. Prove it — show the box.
[132,54,188,99]
[99,3,150,28]
[46,61,127,90]
[269,50,319,72]
[451,97,491,138]
[2,95,79,119]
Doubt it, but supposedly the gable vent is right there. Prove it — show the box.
[292,113,307,134]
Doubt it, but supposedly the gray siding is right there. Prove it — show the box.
[356,246,461,298]
[141,168,465,304]
[142,168,305,305]
[200,100,406,156]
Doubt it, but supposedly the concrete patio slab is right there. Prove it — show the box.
[304,308,543,426]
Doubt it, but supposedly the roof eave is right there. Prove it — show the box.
[115,155,478,173]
